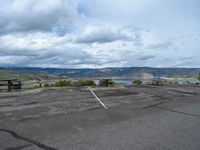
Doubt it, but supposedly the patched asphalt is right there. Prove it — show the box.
[0,85,200,150]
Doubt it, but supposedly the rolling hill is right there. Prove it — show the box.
[0,68,68,81]
[1,67,200,79]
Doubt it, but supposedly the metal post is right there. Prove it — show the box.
[106,79,108,87]
[8,80,11,92]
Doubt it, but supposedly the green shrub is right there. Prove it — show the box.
[77,79,96,86]
[33,85,40,89]
[44,79,95,87]
[50,83,55,87]
[44,83,50,87]
[133,79,142,85]
[197,72,200,81]
[54,80,72,87]
[44,80,72,87]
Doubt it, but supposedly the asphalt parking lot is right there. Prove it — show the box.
[0,85,200,150]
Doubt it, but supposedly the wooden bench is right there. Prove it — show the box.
[99,79,114,87]
[0,78,22,91]
[10,83,22,90]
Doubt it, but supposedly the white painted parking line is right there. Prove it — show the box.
[88,87,108,109]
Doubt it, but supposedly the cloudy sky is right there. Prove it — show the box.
[0,0,199,68]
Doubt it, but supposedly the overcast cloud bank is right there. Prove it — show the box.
[0,0,199,68]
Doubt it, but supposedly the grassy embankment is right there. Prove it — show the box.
[0,69,68,91]
[0,69,100,92]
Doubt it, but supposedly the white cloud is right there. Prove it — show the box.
[76,26,131,44]
[0,0,199,68]
[0,0,82,34]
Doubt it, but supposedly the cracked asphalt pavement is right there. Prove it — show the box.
[0,85,200,150]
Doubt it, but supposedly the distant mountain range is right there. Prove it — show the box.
[1,67,200,79]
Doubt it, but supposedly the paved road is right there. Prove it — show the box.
[0,85,200,150]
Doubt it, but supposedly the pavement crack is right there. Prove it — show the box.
[0,129,59,150]
[133,99,200,118]
[155,106,200,118]
[4,144,32,150]
[132,99,172,110]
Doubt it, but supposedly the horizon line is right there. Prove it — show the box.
[1,66,200,70]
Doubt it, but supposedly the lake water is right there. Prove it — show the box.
[94,78,199,85]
